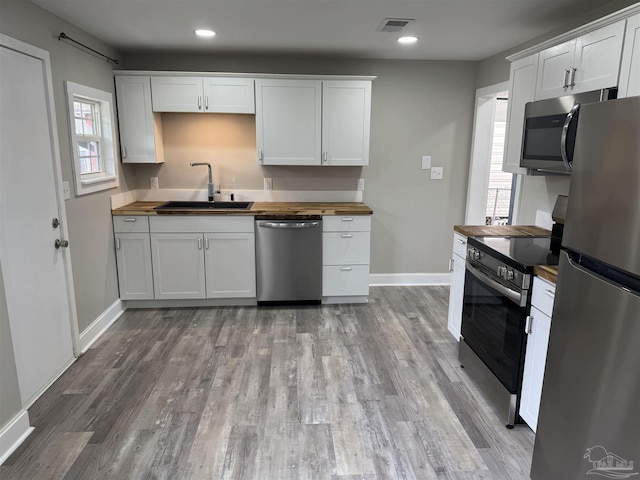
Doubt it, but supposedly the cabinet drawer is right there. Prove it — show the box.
[149,215,254,233]
[323,232,370,265]
[531,276,556,318]
[452,232,468,259]
[323,215,371,232]
[113,215,150,233]
[323,265,370,297]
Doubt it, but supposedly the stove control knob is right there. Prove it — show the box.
[473,249,481,260]
[497,266,506,277]
[505,268,515,280]
[467,248,474,259]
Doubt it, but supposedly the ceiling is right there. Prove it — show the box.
[31,0,621,61]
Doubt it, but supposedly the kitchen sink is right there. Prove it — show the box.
[154,201,253,210]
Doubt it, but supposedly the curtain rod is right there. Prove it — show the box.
[58,32,119,65]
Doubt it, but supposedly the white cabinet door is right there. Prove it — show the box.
[503,54,538,174]
[115,233,154,300]
[151,76,204,112]
[202,77,255,113]
[255,79,322,165]
[619,13,640,98]
[572,21,625,94]
[151,233,206,299]
[204,233,256,298]
[535,39,575,100]
[322,81,371,166]
[115,75,164,164]
[520,304,552,432]
[446,233,467,341]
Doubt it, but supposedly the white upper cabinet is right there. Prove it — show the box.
[255,78,372,166]
[322,81,372,166]
[619,13,640,98]
[151,76,255,113]
[115,75,164,164]
[503,54,538,174]
[535,20,625,100]
[255,78,322,166]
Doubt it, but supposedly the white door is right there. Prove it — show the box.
[0,36,76,406]
[204,233,256,298]
[151,233,206,299]
[322,81,371,166]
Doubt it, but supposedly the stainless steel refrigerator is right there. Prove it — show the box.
[530,96,640,479]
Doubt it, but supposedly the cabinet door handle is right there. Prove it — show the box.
[205,96,209,110]
[544,288,555,298]
[121,146,127,159]
[205,238,209,249]
[198,96,202,110]
[525,315,533,334]
[341,234,353,238]
[258,149,263,163]
[123,217,137,222]
[198,238,202,249]
[448,258,454,271]
[116,238,121,250]
[322,150,328,164]
[563,69,570,88]
[340,267,352,271]
[569,67,577,87]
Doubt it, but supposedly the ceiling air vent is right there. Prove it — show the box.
[376,18,414,33]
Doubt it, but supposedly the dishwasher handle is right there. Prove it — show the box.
[258,221,320,229]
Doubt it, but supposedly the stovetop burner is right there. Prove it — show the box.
[469,236,559,272]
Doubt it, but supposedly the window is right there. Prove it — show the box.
[65,81,119,195]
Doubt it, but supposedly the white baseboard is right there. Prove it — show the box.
[322,295,369,304]
[0,410,33,466]
[369,273,451,286]
[78,299,125,354]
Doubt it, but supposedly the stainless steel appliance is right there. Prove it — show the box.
[531,96,640,479]
[460,236,558,428]
[255,217,322,304]
[521,89,616,173]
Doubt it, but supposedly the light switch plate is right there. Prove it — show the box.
[264,178,273,191]
[150,176,159,189]
[62,181,71,200]
[430,167,444,180]
[422,155,432,170]
[357,179,365,191]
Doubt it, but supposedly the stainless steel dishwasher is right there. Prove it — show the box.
[255,217,322,304]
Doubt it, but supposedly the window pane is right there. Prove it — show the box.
[75,119,84,135]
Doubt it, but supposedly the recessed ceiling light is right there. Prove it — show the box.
[398,36,418,45]
[195,29,216,38]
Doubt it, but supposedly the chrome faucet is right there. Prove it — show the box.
[190,162,216,201]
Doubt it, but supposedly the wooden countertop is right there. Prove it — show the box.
[454,225,551,237]
[533,265,559,284]
[112,201,373,216]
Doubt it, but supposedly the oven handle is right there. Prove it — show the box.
[466,262,524,306]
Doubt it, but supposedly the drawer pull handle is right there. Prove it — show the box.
[341,234,353,238]
[457,239,465,244]
[124,218,137,222]
[544,289,555,298]
[340,267,352,271]
[341,217,353,222]
[525,315,533,334]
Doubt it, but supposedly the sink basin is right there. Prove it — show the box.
[155,201,253,210]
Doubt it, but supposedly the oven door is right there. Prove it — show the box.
[461,261,528,393]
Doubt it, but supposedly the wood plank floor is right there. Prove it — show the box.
[0,286,534,479]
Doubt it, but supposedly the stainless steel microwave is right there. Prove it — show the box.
[520,89,617,174]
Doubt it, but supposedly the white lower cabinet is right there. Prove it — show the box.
[113,216,154,300]
[322,215,371,299]
[447,232,467,341]
[148,216,256,300]
[520,276,556,432]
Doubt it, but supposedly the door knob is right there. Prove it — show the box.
[55,239,69,249]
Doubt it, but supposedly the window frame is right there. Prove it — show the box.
[64,81,119,195]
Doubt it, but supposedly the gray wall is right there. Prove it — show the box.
[475,0,638,224]
[0,0,125,334]
[0,260,22,429]
[121,53,478,274]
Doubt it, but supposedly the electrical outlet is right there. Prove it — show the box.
[430,167,444,180]
[357,179,365,191]
[150,176,159,189]
[62,181,71,200]
[264,178,273,191]
[421,155,432,170]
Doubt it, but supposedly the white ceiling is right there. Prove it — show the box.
[31,0,620,61]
